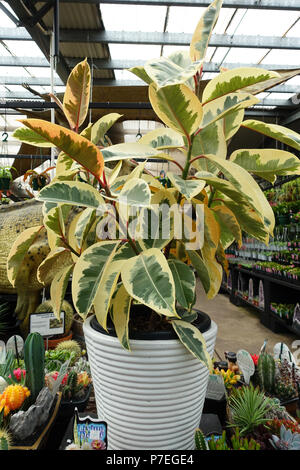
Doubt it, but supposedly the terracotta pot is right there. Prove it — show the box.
[44,331,73,350]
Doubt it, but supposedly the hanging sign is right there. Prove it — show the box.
[258,280,264,309]
[29,311,65,337]
[237,349,255,385]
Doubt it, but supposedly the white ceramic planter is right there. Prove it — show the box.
[83,315,217,450]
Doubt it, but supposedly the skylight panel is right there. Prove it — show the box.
[224,9,247,35]
[0,66,30,77]
[109,44,161,61]
[3,41,44,57]
[100,4,167,33]
[222,48,270,65]
[260,49,300,66]
[232,10,298,37]
[166,7,206,34]
[285,19,300,37]
[114,69,142,82]
[0,8,16,28]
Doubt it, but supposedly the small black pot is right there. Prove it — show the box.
[90,304,211,340]
[0,177,11,190]
[59,384,92,419]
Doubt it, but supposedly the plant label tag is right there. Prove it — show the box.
[6,335,24,356]
[29,311,65,337]
[237,349,255,385]
[74,409,107,450]
[206,374,226,401]
[273,342,296,364]
[258,281,264,309]
[293,304,300,331]
[0,340,6,364]
[248,278,253,301]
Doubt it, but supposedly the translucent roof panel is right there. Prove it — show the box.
[231,9,297,36]
[115,69,142,81]
[2,41,44,57]
[260,49,300,66]
[100,4,167,33]
[0,8,16,28]
[220,48,270,65]
[109,44,161,61]
[224,9,247,35]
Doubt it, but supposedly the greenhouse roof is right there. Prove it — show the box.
[0,0,299,121]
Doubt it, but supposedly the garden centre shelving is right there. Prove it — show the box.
[222,235,300,337]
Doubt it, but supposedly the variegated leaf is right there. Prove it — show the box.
[190,0,223,62]
[13,127,55,147]
[212,204,242,249]
[190,120,226,174]
[63,58,91,130]
[222,109,245,141]
[102,142,168,163]
[167,172,206,201]
[50,264,74,320]
[145,55,203,89]
[93,259,124,331]
[37,247,73,286]
[121,248,177,318]
[203,155,275,235]
[139,127,184,150]
[230,148,300,184]
[44,205,65,239]
[91,113,122,146]
[7,225,44,287]
[171,320,213,371]
[110,283,132,351]
[108,161,123,186]
[37,181,105,209]
[195,171,252,206]
[74,208,97,251]
[201,92,259,129]
[221,197,269,244]
[149,82,203,138]
[119,177,151,207]
[133,204,173,251]
[241,120,300,152]
[168,259,196,310]
[202,67,280,104]
[17,119,104,179]
[128,65,153,84]
[72,241,120,319]
[186,250,210,294]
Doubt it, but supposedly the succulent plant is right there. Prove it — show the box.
[269,425,300,450]
[55,340,82,364]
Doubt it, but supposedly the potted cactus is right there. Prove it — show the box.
[7,0,300,450]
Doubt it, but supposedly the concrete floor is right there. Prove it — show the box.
[194,281,299,362]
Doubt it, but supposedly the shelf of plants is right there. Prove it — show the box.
[222,179,300,336]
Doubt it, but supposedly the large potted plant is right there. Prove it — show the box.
[7,0,300,450]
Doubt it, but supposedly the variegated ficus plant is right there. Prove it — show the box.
[7,0,300,371]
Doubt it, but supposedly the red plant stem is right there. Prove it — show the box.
[189,154,206,166]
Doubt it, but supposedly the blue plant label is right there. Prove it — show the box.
[74,409,107,450]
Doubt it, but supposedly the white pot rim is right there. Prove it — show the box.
[84,314,217,347]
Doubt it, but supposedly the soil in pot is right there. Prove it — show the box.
[90,303,211,340]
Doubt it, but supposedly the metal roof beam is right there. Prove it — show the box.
[0,93,297,107]
[1,56,299,73]
[33,0,300,11]
[281,108,300,125]
[3,2,70,83]
[0,76,298,94]
[1,27,300,49]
